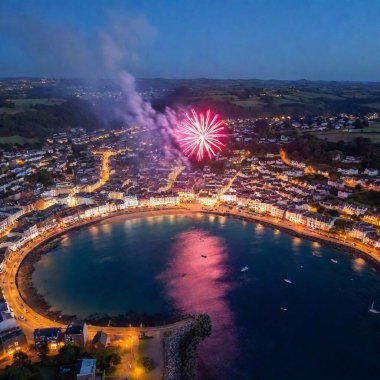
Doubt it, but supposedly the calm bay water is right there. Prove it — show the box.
[32,213,380,379]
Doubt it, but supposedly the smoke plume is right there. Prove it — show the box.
[0,8,185,160]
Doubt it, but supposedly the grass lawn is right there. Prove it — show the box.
[0,135,39,145]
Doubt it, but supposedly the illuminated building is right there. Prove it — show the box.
[34,328,64,351]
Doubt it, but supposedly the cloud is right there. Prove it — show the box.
[0,10,157,78]
[100,11,157,72]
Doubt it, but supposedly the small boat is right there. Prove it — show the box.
[241,266,249,272]
[330,259,338,264]
[369,301,380,314]
[201,254,207,258]
[284,275,292,284]
[280,307,288,311]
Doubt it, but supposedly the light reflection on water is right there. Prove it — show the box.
[353,257,366,273]
[158,229,238,376]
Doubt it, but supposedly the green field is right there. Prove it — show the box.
[311,130,380,143]
[233,99,267,107]
[0,107,30,115]
[297,91,343,100]
[12,98,65,109]
[363,103,380,111]
[364,122,380,132]
[0,135,39,145]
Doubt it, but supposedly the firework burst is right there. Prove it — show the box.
[176,109,226,161]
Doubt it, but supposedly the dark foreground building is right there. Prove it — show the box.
[34,327,64,351]
[0,327,27,356]
[64,321,88,349]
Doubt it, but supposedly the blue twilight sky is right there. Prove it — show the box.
[0,0,380,80]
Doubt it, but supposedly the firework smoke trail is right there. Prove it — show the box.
[177,109,226,161]
[119,71,186,161]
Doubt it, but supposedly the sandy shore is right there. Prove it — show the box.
[15,206,380,324]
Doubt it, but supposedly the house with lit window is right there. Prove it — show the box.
[34,327,64,351]
[284,209,306,225]
[304,212,335,231]
[348,222,375,242]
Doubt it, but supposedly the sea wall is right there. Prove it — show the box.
[164,314,212,380]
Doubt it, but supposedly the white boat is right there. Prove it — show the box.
[241,266,249,272]
[369,301,380,314]
[280,307,288,311]
[284,275,292,284]
[330,259,338,264]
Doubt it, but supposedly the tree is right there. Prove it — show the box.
[137,356,156,373]
[5,352,36,380]
[12,352,32,367]
[56,345,80,365]
[5,366,34,380]
[92,346,122,374]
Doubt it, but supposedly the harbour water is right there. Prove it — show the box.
[32,213,380,379]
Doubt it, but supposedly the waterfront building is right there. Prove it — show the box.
[349,222,375,242]
[269,205,286,219]
[149,193,180,207]
[221,190,237,203]
[304,212,336,231]
[363,232,380,249]
[178,189,195,199]
[1,223,39,252]
[197,192,218,206]
[285,209,306,225]
[0,207,25,233]
[64,321,88,349]
[124,194,139,207]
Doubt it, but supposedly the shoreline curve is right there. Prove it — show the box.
[3,205,380,339]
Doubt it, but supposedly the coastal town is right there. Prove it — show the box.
[0,109,379,378]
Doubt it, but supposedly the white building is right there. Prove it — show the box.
[149,194,179,207]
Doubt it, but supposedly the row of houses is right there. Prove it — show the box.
[34,321,98,379]
[247,199,336,231]
[348,222,380,249]
[0,291,27,357]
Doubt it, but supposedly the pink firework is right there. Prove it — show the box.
[177,109,226,161]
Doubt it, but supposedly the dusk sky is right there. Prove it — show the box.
[1,0,380,80]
